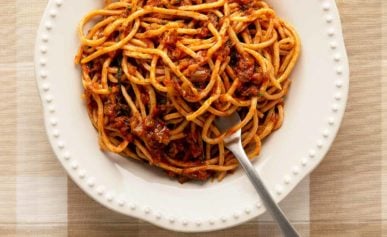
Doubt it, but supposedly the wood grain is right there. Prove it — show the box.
[310,0,382,223]
[0,2,17,236]
[382,0,387,236]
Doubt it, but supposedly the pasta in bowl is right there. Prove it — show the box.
[76,0,300,182]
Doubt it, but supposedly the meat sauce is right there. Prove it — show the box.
[104,94,170,151]
[232,51,269,98]
[103,89,207,179]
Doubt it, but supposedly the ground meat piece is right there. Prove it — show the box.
[170,48,185,60]
[187,134,203,159]
[111,116,134,142]
[208,12,219,28]
[140,92,149,104]
[252,70,270,84]
[104,102,115,117]
[162,30,186,60]
[162,30,179,49]
[198,27,210,38]
[197,13,218,39]
[130,116,142,136]
[167,142,182,158]
[130,116,170,149]
[152,123,169,144]
[239,84,260,97]
[104,95,130,119]
[214,44,230,61]
[195,50,207,63]
[164,129,203,162]
[234,52,255,82]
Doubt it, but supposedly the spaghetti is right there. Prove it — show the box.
[75,0,301,182]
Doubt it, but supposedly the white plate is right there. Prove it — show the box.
[34,0,349,232]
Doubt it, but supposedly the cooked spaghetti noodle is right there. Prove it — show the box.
[75,0,300,182]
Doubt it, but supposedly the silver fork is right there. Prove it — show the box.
[215,112,300,237]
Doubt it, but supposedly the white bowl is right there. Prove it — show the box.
[34,0,349,232]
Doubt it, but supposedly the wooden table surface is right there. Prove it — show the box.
[0,0,386,236]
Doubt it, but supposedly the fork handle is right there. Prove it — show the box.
[227,140,300,237]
